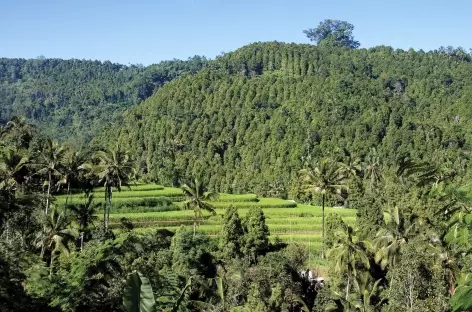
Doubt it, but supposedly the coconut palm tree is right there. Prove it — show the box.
[58,148,86,208]
[299,157,348,258]
[328,226,370,301]
[0,147,29,191]
[35,206,78,274]
[182,178,218,236]
[30,138,66,215]
[92,146,136,231]
[362,148,382,191]
[68,191,100,250]
[0,116,35,149]
[69,192,99,232]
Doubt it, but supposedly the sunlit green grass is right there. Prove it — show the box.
[68,185,356,271]
[106,206,356,222]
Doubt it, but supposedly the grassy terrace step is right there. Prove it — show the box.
[106,206,357,222]
[58,188,185,200]
[57,190,259,204]
[94,184,165,192]
[173,198,296,209]
[55,196,181,206]
[211,198,296,208]
[215,194,259,202]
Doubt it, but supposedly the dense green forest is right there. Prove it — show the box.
[105,42,472,196]
[0,56,208,142]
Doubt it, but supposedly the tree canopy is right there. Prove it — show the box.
[303,19,360,48]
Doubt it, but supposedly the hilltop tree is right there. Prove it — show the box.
[300,157,348,258]
[303,19,360,48]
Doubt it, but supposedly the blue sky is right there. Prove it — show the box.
[1,0,471,65]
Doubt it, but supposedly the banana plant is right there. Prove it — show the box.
[123,271,156,312]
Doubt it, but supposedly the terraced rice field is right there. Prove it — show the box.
[56,184,357,267]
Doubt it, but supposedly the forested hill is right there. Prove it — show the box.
[108,42,472,193]
[0,56,208,142]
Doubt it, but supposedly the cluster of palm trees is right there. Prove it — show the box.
[299,153,472,310]
[0,122,137,272]
[12,139,135,229]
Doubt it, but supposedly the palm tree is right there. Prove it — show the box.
[299,157,348,258]
[58,148,86,208]
[69,191,99,250]
[30,138,66,215]
[328,226,370,301]
[35,206,78,274]
[343,156,362,181]
[69,192,99,231]
[92,146,136,231]
[0,116,35,149]
[362,148,382,191]
[181,178,218,236]
[0,147,29,191]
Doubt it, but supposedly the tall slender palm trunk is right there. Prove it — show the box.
[104,187,108,231]
[321,193,325,259]
[64,181,71,210]
[193,210,197,237]
[346,272,350,300]
[107,188,112,231]
[45,171,52,215]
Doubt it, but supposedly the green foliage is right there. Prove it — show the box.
[242,207,270,263]
[171,227,215,277]
[354,191,385,239]
[451,274,472,312]
[123,271,156,312]
[385,240,449,312]
[0,56,208,142]
[104,42,472,200]
[325,213,347,249]
[219,206,244,260]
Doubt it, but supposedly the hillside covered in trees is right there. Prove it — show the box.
[0,56,208,142]
[107,42,472,194]
[2,34,472,310]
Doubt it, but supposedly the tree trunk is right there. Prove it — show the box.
[193,210,197,237]
[321,193,325,259]
[65,181,70,210]
[346,272,350,301]
[104,187,108,231]
[80,232,84,251]
[107,187,112,232]
[49,252,55,276]
[45,171,52,215]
